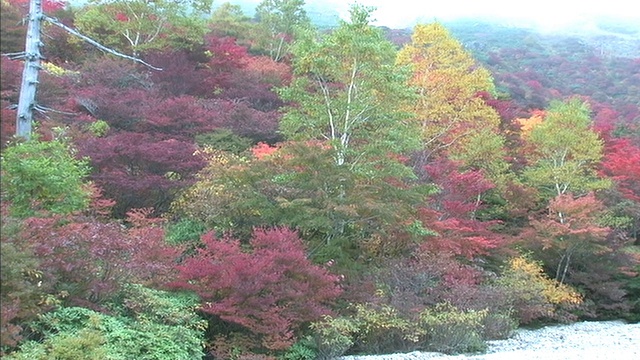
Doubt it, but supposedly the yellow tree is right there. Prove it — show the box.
[397,23,508,181]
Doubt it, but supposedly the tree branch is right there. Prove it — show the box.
[42,15,162,71]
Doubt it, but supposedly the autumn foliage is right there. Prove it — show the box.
[170,227,342,350]
[418,158,503,258]
[7,0,66,14]
[15,211,181,307]
[1,1,639,358]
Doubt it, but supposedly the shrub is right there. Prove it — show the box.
[623,261,640,322]
[77,132,206,217]
[309,315,358,359]
[7,287,206,360]
[165,218,207,245]
[170,227,342,350]
[480,311,518,340]
[435,283,517,340]
[350,303,422,354]
[0,230,48,351]
[16,212,181,307]
[4,328,106,360]
[195,129,253,154]
[0,137,91,217]
[209,332,273,360]
[85,120,110,137]
[114,284,205,329]
[496,255,583,324]
[419,302,487,354]
[279,338,317,360]
[0,240,44,351]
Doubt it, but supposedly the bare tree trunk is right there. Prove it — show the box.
[15,0,43,140]
[13,0,161,141]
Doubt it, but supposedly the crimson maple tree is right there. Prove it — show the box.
[76,132,205,217]
[14,210,182,308]
[170,227,342,350]
[600,134,640,203]
[418,157,504,258]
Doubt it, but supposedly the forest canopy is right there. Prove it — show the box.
[1,1,639,358]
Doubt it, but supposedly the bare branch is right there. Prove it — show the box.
[34,105,77,116]
[3,51,27,59]
[42,15,163,71]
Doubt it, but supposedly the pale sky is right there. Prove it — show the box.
[317,0,640,31]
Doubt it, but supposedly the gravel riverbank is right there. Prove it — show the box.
[341,320,640,360]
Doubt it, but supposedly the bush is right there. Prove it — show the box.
[350,303,422,354]
[0,210,50,352]
[0,243,40,348]
[0,137,90,217]
[4,328,106,360]
[113,284,205,329]
[419,302,487,354]
[309,315,358,359]
[279,338,317,360]
[436,284,517,340]
[496,256,583,324]
[210,332,274,360]
[7,286,206,360]
[622,261,640,322]
[480,311,518,340]
[16,213,181,307]
[195,129,253,154]
[85,120,110,137]
[170,227,342,350]
[165,218,207,245]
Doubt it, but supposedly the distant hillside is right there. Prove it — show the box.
[445,19,640,59]
[445,20,639,121]
[214,0,341,28]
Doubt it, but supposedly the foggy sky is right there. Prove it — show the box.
[314,0,640,31]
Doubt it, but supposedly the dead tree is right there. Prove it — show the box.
[14,0,42,140]
[11,0,161,140]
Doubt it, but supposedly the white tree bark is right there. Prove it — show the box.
[15,0,43,140]
[13,0,162,140]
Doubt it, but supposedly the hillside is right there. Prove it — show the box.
[1,1,639,359]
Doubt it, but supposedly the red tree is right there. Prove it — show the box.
[520,192,638,316]
[8,0,65,14]
[144,50,213,98]
[599,134,640,203]
[170,227,342,350]
[418,157,504,258]
[15,210,181,308]
[76,132,206,217]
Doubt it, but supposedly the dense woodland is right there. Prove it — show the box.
[1,0,639,359]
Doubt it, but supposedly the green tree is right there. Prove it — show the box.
[209,2,253,40]
[521,98,611,199]
[519,100,614,293]
[0,137,91,218]
[173,5,436,267]
[279,4,421,174]
[173,143,435,265]
[74,0,212,55]
[253,0,311,61]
